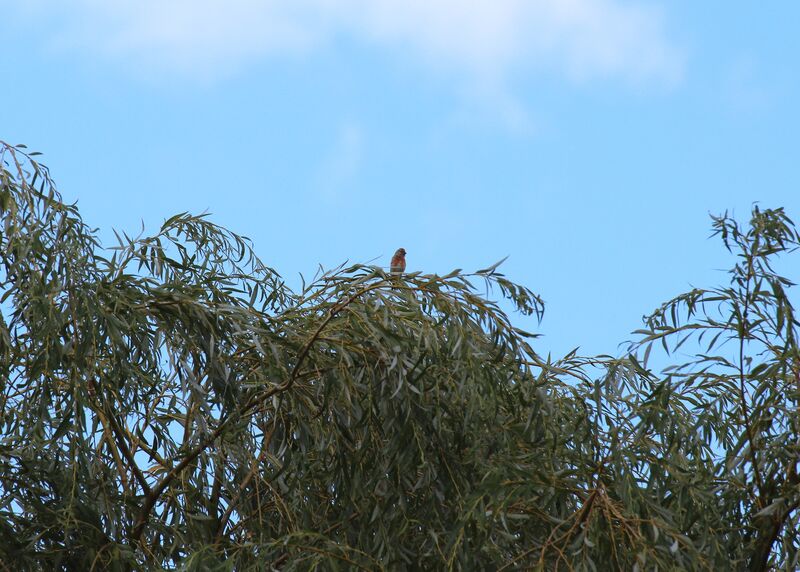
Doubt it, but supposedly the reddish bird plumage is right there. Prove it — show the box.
[390,248,406,274]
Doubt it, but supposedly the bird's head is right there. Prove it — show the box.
[395,248,406,257]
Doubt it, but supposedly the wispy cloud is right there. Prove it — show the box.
[343,0,683,86]
[315,122,365,201]
[6,0,684,86]
[722,55,774,113]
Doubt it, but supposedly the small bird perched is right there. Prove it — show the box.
[390,248,407,274]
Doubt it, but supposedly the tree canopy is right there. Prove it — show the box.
[1,141,799,571]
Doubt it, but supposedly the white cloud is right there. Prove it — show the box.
[343,0,683,85]
[56,1,325,78]
[6,0,683,86]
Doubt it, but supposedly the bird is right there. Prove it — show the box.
[390,248,407,275]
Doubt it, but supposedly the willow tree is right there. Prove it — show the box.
[1,142,798,571]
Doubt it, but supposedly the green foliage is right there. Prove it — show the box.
[0,141,798,571]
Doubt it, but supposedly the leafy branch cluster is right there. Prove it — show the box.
[0,142,798,571]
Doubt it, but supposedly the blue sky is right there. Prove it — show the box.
[1,1,798,357]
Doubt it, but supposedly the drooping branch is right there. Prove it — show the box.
[129,279,391,545]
